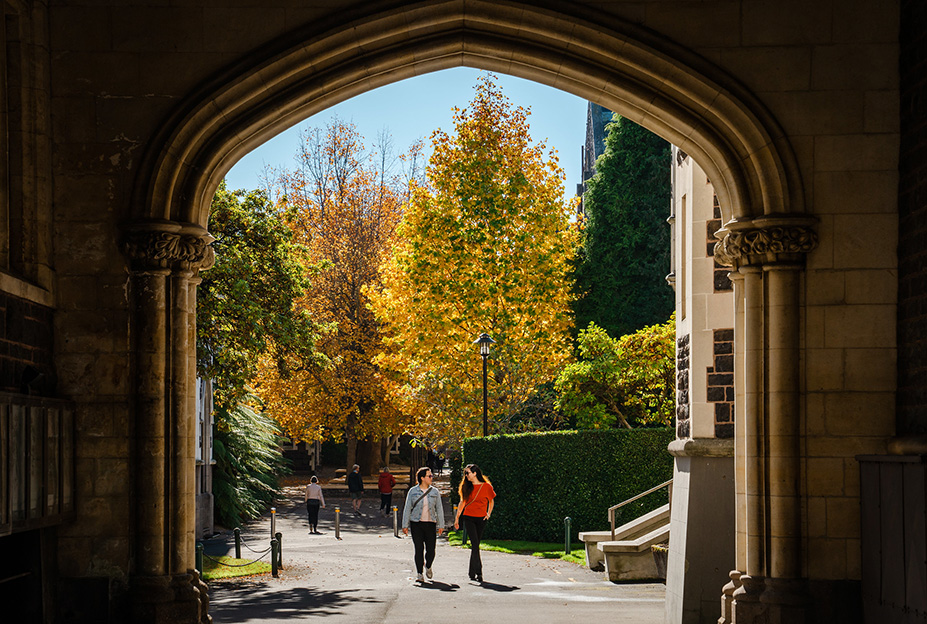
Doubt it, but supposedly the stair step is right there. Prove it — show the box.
[578,503,670,543]
[597,524,670,553]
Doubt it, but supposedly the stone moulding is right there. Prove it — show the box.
[667,437,734,458]
[121,224,215,274]
[713,218,818,269]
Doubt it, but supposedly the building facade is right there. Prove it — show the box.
[0,1,920,622]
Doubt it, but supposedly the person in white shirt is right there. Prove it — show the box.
[304,475,326,534]
[402,467,445,583]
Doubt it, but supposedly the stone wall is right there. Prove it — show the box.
[898,0,927,435]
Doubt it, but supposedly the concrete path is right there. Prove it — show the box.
[203,487,666,623]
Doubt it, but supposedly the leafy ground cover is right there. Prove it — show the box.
[201,555,272,581]
[446,531,586,566]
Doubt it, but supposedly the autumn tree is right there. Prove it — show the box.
[573,115,673,339]
[368,74,578,447]
[253,121,417,471]
[197,181,322,413]
[555,316,675,429]
[198,182,322,522]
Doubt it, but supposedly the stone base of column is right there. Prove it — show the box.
[730,573,766,622]
[718,570,741,624]
[130,572,210,624]
[729,575,860,624]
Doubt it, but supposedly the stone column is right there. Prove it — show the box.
[122,221,214,624]
[714,217,817,624]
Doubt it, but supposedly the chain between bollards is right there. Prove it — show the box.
[335,506,341,540]
[393,506,400,538]
[234,527,241,559]
[271,538,279,577]
[564,516,572,554]
[275,531,283,569]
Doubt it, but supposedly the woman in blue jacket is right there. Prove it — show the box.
[402,466,445,583]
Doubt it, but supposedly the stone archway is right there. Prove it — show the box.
[121,2,816,622]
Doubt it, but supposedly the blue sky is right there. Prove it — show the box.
[224,68,588,202]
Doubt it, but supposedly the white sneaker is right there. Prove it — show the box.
[425,567,433,579]
[416,573,425,583]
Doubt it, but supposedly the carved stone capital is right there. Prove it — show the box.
[121,222,215,275]
[713,218,817,269]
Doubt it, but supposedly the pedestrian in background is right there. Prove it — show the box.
[378,466,396,517]
[347,464,364,516]
[454,463,496,583]
[402,466,445,583]
[304,475,325,534]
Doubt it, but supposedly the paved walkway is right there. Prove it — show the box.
[203,486,666,623]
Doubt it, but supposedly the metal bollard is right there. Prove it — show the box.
[271,538,278,577]
[195,542,203,573]
[271,507,276,539]
[564,517,572,554]
[234,527,241,559]
[393,506,399,538]
[275,532,283,568]
[335,506,341,540]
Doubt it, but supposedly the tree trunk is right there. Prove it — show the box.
[345,410,358,472]
[381,434,400,468]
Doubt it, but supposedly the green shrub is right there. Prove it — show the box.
[448,448,463,506]
[213,399,291,528]
[461,428,673,542]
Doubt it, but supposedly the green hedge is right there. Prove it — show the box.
[460,428,674,542]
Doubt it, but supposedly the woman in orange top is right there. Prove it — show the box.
[453,463,496,583]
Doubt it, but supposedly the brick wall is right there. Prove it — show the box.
[676,333,690,438]
[0,292,55,396]
[707,329,735,439]
[898,0,927,435]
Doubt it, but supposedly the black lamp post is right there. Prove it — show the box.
[473,333,495,436]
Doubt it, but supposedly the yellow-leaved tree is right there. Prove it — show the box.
[253,120,422,470]
[368,74,578,447]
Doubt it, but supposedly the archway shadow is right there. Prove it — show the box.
[209,581,381,621]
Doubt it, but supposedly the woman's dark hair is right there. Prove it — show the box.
[416,466,432,485]
[458,463,488,501]
[310,475,318,484]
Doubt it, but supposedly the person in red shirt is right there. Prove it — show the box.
[453,463,496,583]
[378,466,397,517]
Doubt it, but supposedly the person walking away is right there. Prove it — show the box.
[347,464,364,516]
[304,475,326,534]
[402,466,445,583]
[453,463,496,583]
[378,466,397,517]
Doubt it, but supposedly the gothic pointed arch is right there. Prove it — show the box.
[130,0,803,230]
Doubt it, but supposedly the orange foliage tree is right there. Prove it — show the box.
[368,74,579,448]
[253,120,421,469]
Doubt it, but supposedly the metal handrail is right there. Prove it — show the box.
[608,479,673,540]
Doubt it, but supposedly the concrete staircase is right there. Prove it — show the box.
[578,503,670,581]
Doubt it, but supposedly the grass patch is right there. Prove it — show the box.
[446,531,586,566]
[201,555,272,581]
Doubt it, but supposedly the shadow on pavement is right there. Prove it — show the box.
[210,581,381,620]
[413,581,459,592]
[476,581,520,592]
